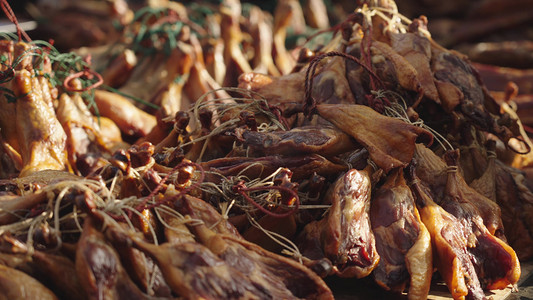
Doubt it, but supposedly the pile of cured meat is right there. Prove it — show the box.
[0,0,532,299]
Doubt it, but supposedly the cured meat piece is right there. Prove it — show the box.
[414,144,505,238]
[441,151,520,290]
[246,6,280,76]
[201,154,348,182]
[370,168,432,299]
[93,90,157,138]
[494,160,533,260]
[390,32,439,104]
[0,191,47,225]
[56,93,110,175]
[237,125,358,158]
[12,69,69,177]
[317,104,432,172]
[405,165,486,300]
[272,0,298,75]
[0,264,58,300]
[298,169,379,278]
[75,217,154,300]
[311,56,357,106]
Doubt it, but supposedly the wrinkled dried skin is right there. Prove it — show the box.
[441,152,520,290]
[173,194,242,238]
[312,56,357,105]
[31,250,87,300]
[238,71,306,110]
[201,154,348,182]
[0,189,47,225]
[239,126,358,158]
[13,70,69,177]
[93,90,156,138]
[299,169,379,278]
[186,219,333,300]
[0,264,58,300]
[494,160,533,260]
[414,145,505,239]
[371,41,423,101]
[370,169,432,299]
[406,167,486,300]
[75,218,152,300]
[317,104,432,172]
[390,32,439,104]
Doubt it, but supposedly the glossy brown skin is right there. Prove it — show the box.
[406,165,486,300]
[299,169,379,278]
[13,69,69,177]
[93,90,157,138]
[370,169,432,299]
[442,151,520,290]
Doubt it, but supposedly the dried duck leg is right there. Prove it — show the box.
[317,104,432,172]
[441,151,520,290]
[13,70,69,177]
[298,168,379,278]
[237,125,358,158]
[201,154,347,182]
[93,90,157,138]
[181,214,333,299]
[220,0,253,87]
[75,217,154,300]
[57,93,110,175]
[414,145,505,238]
[272,0,298,75]
[405,165,486,300]
[390,32,439,104]
[0,264,58,300]
[370,168,432,299]
[247,6,280,76]
[494,160,533,260]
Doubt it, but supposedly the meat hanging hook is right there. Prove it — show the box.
[0,0,31,42]
[232,180,300,218]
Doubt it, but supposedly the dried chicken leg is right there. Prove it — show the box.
[75,217,154,300]
[0,264,58,300]
[370,168,432,299]
[405,165,486,300]
[93,90,156,138]
[317,104,432,172]
[13,70,69,177]
[298,169,379,278]
[238,125,358,158]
